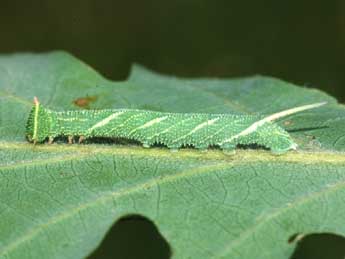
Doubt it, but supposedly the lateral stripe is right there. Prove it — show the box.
[145,116,193,140]
[219,120,264,145]
[128,116,168,135]
[172,117,220,143]
[88,111,125,132]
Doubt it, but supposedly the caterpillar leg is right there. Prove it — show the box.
[260,132,297,154]
[195,143,209,152]
[68,136,74,144]
[167,144,181,152]
[269,142,298,155]
[220,143,236,154]
[78,136,85,144]
[142,142,150,148]
[48,136,54,144]
[253,124,297,154]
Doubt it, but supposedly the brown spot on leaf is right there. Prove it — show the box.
[73,96,98,108]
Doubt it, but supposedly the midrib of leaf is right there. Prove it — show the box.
[0,153,89,170]
[1,144,345,257]
[1,142,345,164]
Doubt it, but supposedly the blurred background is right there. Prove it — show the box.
[1,0,345,100]
[2,1,345,258]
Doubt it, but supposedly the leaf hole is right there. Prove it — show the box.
[289,233,345,259]
[88,214,171,259]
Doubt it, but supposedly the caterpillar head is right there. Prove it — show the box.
[26,97,52,143]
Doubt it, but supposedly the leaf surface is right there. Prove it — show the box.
[1,52,345,259]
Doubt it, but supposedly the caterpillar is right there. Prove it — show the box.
[26,97,326,154]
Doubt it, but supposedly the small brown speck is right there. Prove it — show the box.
[73,96,98,108]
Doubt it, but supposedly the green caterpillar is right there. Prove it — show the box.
[26,97,326,154]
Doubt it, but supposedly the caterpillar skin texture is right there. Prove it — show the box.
[26,98,326,154]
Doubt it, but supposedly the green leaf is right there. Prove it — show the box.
[1,51,345,259]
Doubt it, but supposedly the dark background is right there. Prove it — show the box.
[2,1,345,258]
[1,0,345,100]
